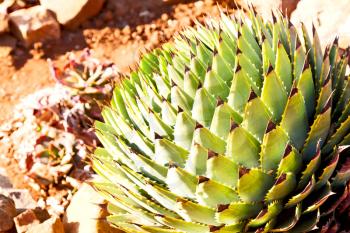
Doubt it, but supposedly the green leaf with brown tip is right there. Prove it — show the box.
[155,139,188,166]
[275,43,292,92]
[280,89,308,150]
[191,88,216,127]
[227,69,251,114]
[237,36,262,70]
[302,100,331,161]
[185,143,208,176]
[227,126,260,168]
[238,169,274,202]
[166,166,197,199]
[242,97,272,142]
[212,52,234,83]
[171,85,194,112]
[193,127,226,154]
[297,67,315,120]
[247,201,283,228]
[216,202,263,225]
[196,178,239,208]
[261,70,288,122]
[261,126,289,172]
[206,155,238,188]
[237,53,262,93]
[176,199,218,225]
[210,103,242,139]
[203,69,230,100]
[266,173,297,201]
[298,147,321,190]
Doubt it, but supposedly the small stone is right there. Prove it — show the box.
[122,25,131,35]
[40,0,105,29]
[9,5,60,47]
[14,209,40,233]
[27,216,64,233]
[161,13,169,21]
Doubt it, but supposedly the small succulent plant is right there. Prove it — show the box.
[92,9,350,233]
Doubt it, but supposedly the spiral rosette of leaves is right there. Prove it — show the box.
[92,9,350,233]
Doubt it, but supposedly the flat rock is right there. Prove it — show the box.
[9,5,60,46]
[27,216,64,233]
[291,0,350,49]
[40,0,105,29]
[63,183,122,233]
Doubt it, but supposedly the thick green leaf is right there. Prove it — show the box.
[227,126,260,168]
[237,169,274,202]
[193,127,226,154]
[196,178,239,208]
[280,88,309,150]
[261,70,288,122]
[206,155,238,188]
[242,96,272,142]
[191,88,216,127]
[216,202,263,225]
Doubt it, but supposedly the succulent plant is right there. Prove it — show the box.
[92,9,350,233]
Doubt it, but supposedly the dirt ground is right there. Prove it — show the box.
[0,0,236,125]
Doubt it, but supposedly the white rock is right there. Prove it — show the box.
[9,5,60,46]
[40,0,105,29]
[291,0,350,49]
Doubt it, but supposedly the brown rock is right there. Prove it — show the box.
[14,209,40,233]
[63,183,122,233]
[27,216,64,233]
[291,0,350,49]
[0,194,16,232]
[40,0,105,29]
[9,5,60,46]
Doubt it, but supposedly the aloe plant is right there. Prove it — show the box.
[92,9,350,233]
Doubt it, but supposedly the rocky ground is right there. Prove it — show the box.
[0,0,350,232]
